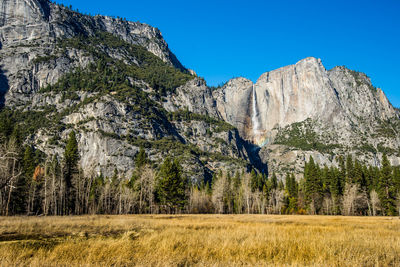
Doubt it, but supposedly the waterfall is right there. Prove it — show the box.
[252,84,259,134]
[251,84,268,147]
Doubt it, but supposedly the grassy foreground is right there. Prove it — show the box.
[0,215,399,266]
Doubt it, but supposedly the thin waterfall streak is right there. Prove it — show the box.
[252,84,259,133]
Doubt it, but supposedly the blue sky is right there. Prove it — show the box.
[55,0,400,107]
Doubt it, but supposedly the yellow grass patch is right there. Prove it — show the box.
[0,215,399,266]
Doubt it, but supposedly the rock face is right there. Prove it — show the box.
[164,78,219,118]
[213,78,253,139]
[0,0,256,180]
[0,0,184,106]
[255,58,341,132]
[214,57,400,176]
[216,57,398,140]
[1,0,399,181]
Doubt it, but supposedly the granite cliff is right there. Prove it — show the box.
[1,0,399,181]
[215,57,400,176]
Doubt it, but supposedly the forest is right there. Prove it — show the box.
[1,125,400,216]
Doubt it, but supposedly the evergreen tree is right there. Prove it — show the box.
[285,173,298,214]
[65,131,79,171]
[329,167,340,197]
[258,173,267,191]
[338,156,346,195]
[269,172,278,191]
[378,154,396,215]
[156,157,187,212]
[365,166,374,192]
[304,156,323,213]
[278,180,285,191]
[13,146,36,214]
[23,146,36,177]
[250,169,258,192]
[346,155,354,184]
[135,147,147,169]
[285,173,297,198]
[64,131,79,214]
[353,160,363,186]
[321,165,330,194]
[393,167,400,196]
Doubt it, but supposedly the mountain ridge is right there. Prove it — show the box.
[0,0,399,181]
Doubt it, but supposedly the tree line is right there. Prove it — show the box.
[1,129,400,216]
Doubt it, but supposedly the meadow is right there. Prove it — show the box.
[0,215,399,266]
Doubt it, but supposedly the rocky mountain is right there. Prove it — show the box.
[0,0,256,182]
[1,0,399,181]
[215,57,400,176]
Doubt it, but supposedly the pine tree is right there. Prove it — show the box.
[23,146,36,177]
[353,160,363,186]
[269,172,278,191]
[278,180,284,191]
[304,156,323,214]
[284,173,295,196]
[338,156,346,195]
[65,131,79,171]
[378,154,396,215]
[346,155,354,184]
[321,165,330,194]
[13,146,35,214]
[393,167,400,196]
[156,157,187,212]
[329,167,339,197]
[250,169,258,192]
[64,131,79,214]
[135,147,147,169]
[285,173,298,214]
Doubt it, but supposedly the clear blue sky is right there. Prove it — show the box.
[55,0,400,107]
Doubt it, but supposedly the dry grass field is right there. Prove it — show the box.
[0,215,399,266]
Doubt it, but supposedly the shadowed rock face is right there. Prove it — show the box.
[213,78,253,138]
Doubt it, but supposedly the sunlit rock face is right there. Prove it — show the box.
[214,58,340,145]
[255,57,341,132]
[0,0,185,106]
[0,0,50,27]
[214,57,398,147]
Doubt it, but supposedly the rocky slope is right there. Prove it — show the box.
[0,0,184,107]
[215,57,400,176]
[1,0,399,181]
[0,0,256,181]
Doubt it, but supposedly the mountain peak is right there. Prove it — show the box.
[295,56,321,65]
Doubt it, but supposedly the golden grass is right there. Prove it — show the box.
[0,215,399,266]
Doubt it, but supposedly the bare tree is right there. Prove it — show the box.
[322,195,334,215]
[268,189,285,214]
[189,186,212,213]
[212,173,227,214]
[252,191,263,214]
[370,190,381,216]
[136,167,155,213]
[241,173,252,214]
[342,184,358,216]
[0,137,23,216]
[342,184,368,216]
